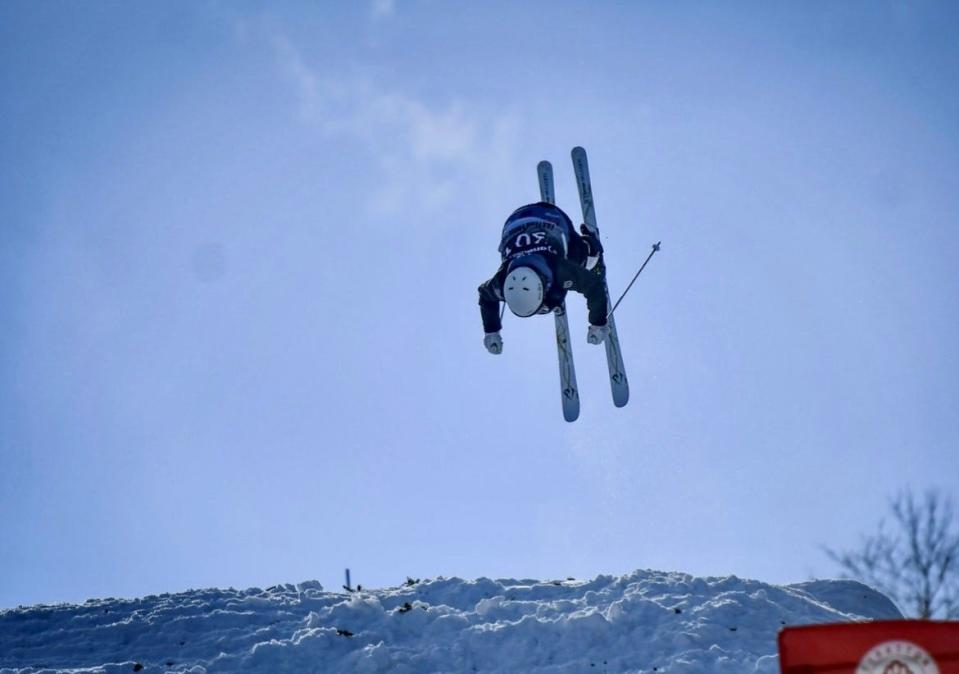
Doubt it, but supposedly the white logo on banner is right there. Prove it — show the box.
[856,640,940,674]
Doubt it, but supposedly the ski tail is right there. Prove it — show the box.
[571,146,598,235]
[538,161,556,205]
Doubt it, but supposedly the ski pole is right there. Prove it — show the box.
[607,241,661,320]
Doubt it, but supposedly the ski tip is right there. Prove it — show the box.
[563,408,580,423]
[537,160,552,170]
[571,146,586,155]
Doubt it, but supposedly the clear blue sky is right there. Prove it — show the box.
[2,1,957,608]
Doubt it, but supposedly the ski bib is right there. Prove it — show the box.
[499,216,569,261]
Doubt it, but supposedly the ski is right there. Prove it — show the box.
[571,147,629,408]
[538,160,580,422]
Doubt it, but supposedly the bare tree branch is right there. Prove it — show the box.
[823,488,959,619]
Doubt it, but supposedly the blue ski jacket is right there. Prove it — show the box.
[478,202,607,333]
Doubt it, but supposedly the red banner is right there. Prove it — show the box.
[779,620,959,673]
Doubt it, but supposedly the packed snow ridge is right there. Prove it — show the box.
[0,569,901,674]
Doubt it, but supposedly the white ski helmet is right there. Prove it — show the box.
[504,266,543,317]
[503,256,553,317]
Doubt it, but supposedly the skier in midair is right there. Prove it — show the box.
[478,202,609,355]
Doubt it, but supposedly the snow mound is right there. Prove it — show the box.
[0,570,900,673]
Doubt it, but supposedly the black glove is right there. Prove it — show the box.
[579,224,603,256]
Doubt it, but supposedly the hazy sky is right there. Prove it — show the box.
[2,1,958,608]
